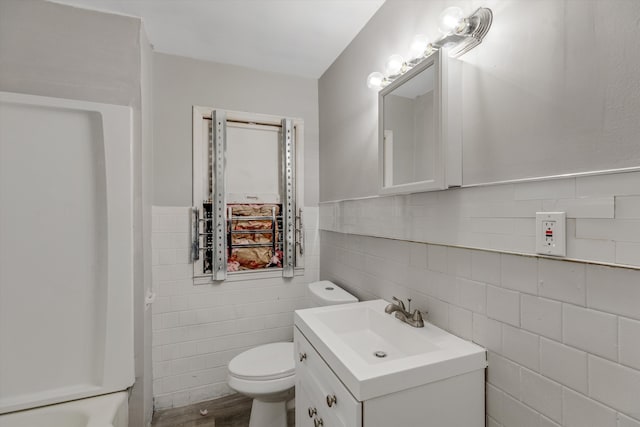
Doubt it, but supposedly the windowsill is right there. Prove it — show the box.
[193,267,305,285]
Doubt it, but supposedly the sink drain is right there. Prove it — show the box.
[374,351,387,358]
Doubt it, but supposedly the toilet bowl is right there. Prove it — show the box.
[227,280,357,427]
[228,342,296,427]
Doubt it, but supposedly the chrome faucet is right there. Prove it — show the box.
[384,297,425,328]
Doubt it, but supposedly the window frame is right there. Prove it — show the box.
[192,106,305,284]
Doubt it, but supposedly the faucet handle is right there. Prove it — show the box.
[411,309,425,327]
[392,296,406,310]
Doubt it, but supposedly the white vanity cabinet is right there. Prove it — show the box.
[294,300,487,427]
[295,328,362,427]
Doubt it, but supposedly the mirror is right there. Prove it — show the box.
[379,50,461,195]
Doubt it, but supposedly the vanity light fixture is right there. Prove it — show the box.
[408,34,433,64]
[367,6,492,90]
[366,72,385,89]
[384,54,406,77]
[438,6,466,34]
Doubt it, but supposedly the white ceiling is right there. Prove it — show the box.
[48,0,385,78]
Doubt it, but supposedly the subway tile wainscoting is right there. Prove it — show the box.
[321,233,640,426]
[320,171,640,266]
[151,206,320,409]
[319,171,640,427]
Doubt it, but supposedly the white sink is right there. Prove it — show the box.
[311,304,440,363]
[294,299,487,401]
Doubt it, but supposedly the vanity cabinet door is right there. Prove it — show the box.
[296,376,324,427]
[295,328,362,427]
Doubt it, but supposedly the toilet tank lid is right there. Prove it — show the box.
[308,281,358,304]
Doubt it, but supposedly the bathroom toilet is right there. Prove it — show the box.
[227,280,358,427]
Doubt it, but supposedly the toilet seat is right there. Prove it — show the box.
[228,342,295,381]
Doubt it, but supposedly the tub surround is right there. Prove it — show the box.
[0,92,135,415]
[0,1,154,423]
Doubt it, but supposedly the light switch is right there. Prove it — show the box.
[536,212,566,256]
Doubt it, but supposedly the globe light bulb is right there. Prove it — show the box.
[384,54,405,76]
[438,6,464,34]
[408,35,430,60]
[366,72,384,90]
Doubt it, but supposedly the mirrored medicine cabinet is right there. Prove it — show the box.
[379,48,462,195]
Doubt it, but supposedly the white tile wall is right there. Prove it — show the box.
[456,277,487,314]
[152,206,319,409]
[539,338,588,394]
[502,325,540,372]
[473,313,503,353]
[620,415,640,427]
[487,352,521,398]
[586,265,640,320]
[487,285,520,327]
[320,170,640,267]
[619,317,640,370]
[589,355,640,418]
[520,368,563,423]
[320,170,640,426]
[500,392,540,427]
[562,304,618,361]
[501,254,538,294]
[540,416,562,427]
[538,259,586,306]
[562,387,617,427]
[320,231,640,426]
[520,295,562,341]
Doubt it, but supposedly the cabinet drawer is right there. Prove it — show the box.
[295,327,362,426]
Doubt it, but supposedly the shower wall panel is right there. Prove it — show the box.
[0,92,134,413]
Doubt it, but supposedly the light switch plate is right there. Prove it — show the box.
[536,212,566,256]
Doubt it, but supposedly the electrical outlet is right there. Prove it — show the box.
[536,212,566,256]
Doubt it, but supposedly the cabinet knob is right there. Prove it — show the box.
[308,407,317,418]
[299,352,307,362]
[314,417,324,427]
[326,394,337,407]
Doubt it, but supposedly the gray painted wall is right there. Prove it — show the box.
[152,53,319,207]
[1,1,153,424]
[0,0,141,108]
[319,0,640,201]
[319,3,640,425]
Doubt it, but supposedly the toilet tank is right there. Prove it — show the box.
[308,280,358,307]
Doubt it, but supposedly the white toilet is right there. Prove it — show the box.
[227,280,358,427]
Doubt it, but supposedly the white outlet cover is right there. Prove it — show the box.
[536,212,566,256]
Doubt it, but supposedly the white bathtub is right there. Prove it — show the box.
[0,391,128,427]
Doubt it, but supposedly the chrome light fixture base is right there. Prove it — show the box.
[433,7,493,58]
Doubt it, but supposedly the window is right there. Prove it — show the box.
[191,106,305,283]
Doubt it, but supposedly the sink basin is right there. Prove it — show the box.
[312,304,439,363]
[294,299,486,401]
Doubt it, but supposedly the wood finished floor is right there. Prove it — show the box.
[151,393,295,427]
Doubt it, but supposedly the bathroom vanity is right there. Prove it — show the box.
[294,300,486,427]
